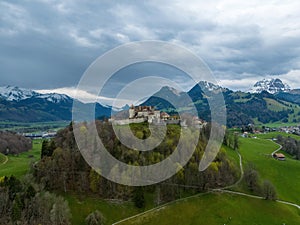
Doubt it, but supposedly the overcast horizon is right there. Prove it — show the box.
[1,0,300,105]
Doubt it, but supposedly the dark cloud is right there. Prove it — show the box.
[0,0,300,91]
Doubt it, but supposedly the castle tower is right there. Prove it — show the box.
[129,104,135,119]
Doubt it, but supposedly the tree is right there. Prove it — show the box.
[89,169,101,193]
[262,180,277,200]
[85,210,105,225]
[11,195,22,222]
[41,140,49,159]
[133,187,145,208]
[50,196,72,225]
[41,139,56,159]
[244,164,260,193]
[233,133,240,150]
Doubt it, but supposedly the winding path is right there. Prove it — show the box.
[269,139,283,156]
[0,153,8,165]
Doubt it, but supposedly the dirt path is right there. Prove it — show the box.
[269,139,283,156]
[0,154,8,165]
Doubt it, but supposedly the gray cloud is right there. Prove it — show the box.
[0,0,300,93]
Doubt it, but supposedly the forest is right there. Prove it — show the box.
[34,121,239,204]
[277,135,300,159]
[0,131,31,155]
[0,121,241,224]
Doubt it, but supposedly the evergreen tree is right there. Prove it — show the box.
[133,187,145,208]
[85,210,105,225]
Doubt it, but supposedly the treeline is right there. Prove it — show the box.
[0,175,71,225]
[277,135,300,160]
[0,131,31,155]
[33,121,239,205]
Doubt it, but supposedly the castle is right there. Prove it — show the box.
[110,105,171,125]
[129,105,169,123]
[110,105,206,128]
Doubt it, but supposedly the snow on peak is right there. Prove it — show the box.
[0,86,72,103]
[37,93,71,103]
[249,78,291,94]
[0,85,38,101]
[198,81,225,92]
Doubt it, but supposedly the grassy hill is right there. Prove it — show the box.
[115,135,300,225]
[237,137,300,204]
[0,152,7,164]
[0,139,42,177]
[255,131,300,140]
[119,193,300,225]
[1,133,299,224]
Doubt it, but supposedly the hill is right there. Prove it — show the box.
[118,193,300,225]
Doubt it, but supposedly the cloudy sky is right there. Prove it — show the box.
[1,0,300,105]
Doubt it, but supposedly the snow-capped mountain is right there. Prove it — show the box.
[0,86,39,101]
[37,93,71,103]
[0,85,113,122]
[198,81,227,93]
[0,86,71,103]
[249,78,291,94]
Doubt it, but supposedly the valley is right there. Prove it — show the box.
[1,127,300,224]
[1,78,300,224]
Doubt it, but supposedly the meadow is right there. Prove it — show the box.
[115,134,300,225]
[0,153,7,164]
[1,133,300,225]
[0,139,42,178]
[119,193,300,225]
[255,131,300,140]
[237,137,300,204]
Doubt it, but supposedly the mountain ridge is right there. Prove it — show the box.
[1,78,300,126]
[0,85,112,122]
[141,79,300,127]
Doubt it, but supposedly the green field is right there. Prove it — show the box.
[0,121,69,132]
[0,153,7,164]
[1,133,300,224]
[119,193,300,225]
[64,193,157,225]
[0,139,42,178]
[116,135,300,225]
[237,137,300,204]
[255,131,300,140]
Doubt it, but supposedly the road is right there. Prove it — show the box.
[270,139,283,156]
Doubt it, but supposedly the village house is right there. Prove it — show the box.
[273,153,286,161]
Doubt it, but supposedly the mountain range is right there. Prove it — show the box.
[142,78,300,127]
[1,78,300,127]
[0,86,112,122]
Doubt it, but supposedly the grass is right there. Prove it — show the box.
[0,139,42,178]
[119,193,300,225]
[0,121,69,132]
[238,137,300,204]
[264,97,290,112]
[64,192,155,225]
[255,131,300,140]
[0,153,7,164]
[117,135,300,225]
[1,131,299,224]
